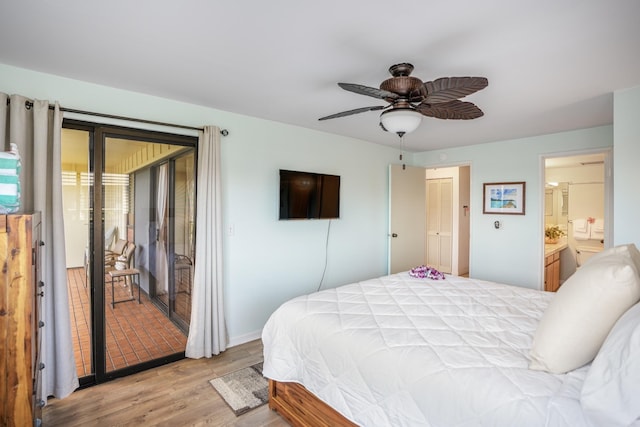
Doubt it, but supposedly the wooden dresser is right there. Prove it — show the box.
[0,213,44,427]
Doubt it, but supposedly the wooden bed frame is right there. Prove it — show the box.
[269,379,357,427]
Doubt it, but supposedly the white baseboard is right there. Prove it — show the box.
[227,330,262,348]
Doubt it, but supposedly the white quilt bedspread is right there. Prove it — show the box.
[262,272,592,427]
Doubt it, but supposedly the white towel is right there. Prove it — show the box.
[591,218,604,240]
[573,218,588,232]
[573,219,590,240]
[592,218,604,232]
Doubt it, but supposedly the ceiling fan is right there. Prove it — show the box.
[319,63,488,137]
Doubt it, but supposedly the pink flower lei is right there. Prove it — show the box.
[409,265,445,280]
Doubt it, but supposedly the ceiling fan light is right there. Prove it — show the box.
[380,108,423,135]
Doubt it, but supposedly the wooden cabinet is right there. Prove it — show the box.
[0,213,43,427]
[544,251,560,292]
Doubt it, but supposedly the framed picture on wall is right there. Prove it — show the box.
[483,182,526,215]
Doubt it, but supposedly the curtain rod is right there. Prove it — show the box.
[6,98,229,136]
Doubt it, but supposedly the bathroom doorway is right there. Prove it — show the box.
[543,150,611,286]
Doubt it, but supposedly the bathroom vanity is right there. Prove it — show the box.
[544,239,568,292]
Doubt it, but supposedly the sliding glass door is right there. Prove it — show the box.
[61,122,197,384]
[149,152,196,332]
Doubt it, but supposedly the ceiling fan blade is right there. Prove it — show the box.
[424,77,488,104]
[318,105,386,121]
[338,83,400,101]
[416,100,484,120]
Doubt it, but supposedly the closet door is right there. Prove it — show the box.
[426,178,452,273]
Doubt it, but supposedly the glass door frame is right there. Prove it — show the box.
[64,119,197,385]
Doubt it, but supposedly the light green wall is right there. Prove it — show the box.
[0,63,399,345]
[222,117,397,344]
[4,61,637,344]
[413,126,613,289]
[613,86,640,247]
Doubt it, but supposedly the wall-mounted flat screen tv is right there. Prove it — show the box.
[279,169,340,220]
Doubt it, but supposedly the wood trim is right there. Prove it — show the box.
[269,380,357,427]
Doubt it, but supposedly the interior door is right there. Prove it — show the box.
[389,164,426,273]
[426,178,453,273]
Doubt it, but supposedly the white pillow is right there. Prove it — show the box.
[529,246,640,374]
[584,243,640,272]
[581,302,640,427]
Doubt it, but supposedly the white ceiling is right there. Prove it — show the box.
[2,1,640,152]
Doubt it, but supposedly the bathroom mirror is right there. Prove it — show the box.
[545,190,553,216]
[544,182,569,233]
[561,188,568,216]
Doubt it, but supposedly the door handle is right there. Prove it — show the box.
[392,233,398,238]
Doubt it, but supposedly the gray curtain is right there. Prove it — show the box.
[0,93,79,400]
[155,163,169,295]
[185,125,227,357]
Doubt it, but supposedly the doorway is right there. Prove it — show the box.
[61,122,197,384]
[544,151,610,285]
[389,164,471,276]
[425,166,470,276]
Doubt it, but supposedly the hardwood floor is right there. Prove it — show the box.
[43,340,289,427]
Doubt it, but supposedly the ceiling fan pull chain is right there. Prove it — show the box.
[399,134,406,170]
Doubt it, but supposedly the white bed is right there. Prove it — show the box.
[263,246,640,427]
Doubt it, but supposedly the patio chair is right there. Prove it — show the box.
[105,239,129,272]
[175,254,193,294]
